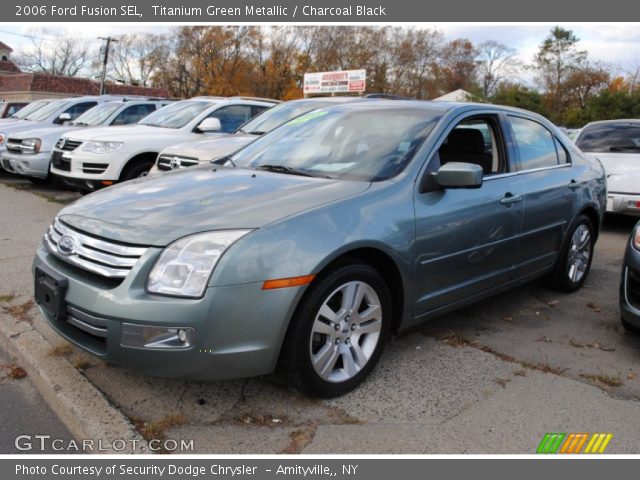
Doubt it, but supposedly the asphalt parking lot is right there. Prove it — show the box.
[1,170,640,454]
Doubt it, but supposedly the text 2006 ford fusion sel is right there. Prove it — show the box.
[33,101,605,397]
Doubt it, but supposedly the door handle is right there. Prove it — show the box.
[568,180,580,190]
[500,192,523,205]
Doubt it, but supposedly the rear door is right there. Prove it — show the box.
[505,115,579,278]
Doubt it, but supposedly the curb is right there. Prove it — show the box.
[0,310,147,454]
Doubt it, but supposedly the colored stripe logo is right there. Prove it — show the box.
[537,433,613,454]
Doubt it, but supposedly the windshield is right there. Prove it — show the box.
[239,100,334,135]
[139,100,212,129]
[72,102,122,126]
[577,123,640,153]
[25,99,69,121]
[10,100,50,119]
[231,106,439,181]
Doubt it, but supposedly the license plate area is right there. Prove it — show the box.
[34,267,68,321]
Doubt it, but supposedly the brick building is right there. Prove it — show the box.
[0,41,169,101]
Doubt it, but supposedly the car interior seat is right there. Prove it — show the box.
[439,128,493,174]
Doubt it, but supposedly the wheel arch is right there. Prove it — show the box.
[119,151,159,180]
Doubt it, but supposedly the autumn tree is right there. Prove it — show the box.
[533,26,587,117]
[434,39,479,94]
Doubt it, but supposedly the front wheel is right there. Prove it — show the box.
[546,215,595,292]
[120,160,154,182]
[282,262,392,398]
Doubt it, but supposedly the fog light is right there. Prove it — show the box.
[121,324,195,349]
[101,180,113,186]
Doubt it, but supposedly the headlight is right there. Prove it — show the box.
[147,230,251,298]
[81,141,123,154]
[22,138,42,154]
[634,226,640,250]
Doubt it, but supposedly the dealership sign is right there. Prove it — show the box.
[303,70,366,94]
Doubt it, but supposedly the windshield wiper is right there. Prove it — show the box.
[210,155,236,168]
[247,131,265,136]
[255,164,332,179]
[609,146,640,152]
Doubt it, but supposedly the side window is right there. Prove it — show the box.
[64,102,97,120]
[437,116,506,175]
[252,105,269,117]
[111,104,157,126]
[554,137,570,164]
[208,105,253,133]
[509,116,559,171]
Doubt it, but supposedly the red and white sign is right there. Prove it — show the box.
[303,70,366,94]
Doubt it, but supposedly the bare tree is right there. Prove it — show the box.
[476,40,521,99]
[15,29,96,77]
[108,33,168,87]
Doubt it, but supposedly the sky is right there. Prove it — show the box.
[1,23,639,77]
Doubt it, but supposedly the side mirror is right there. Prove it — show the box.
[197,117,222,133]
[54,112,72,124]
[434,162,483,189]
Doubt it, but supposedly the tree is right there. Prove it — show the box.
[434,39,479,94]
[15,29,96,77]
[109,33,168,87]
[476,40,521,99]
[533,26,587,118]
[564,62,610,109]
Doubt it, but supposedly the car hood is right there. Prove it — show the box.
[160,134,254,162]
[587,152,640,193]
[9,125,75,141]
[62,124,177,142]
[0,120,49,136]
[58,167,371,246]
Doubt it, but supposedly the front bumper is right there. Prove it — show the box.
[620,241,640,328]
[33,243,303,380]
[1,151,52,179]
[607,192,640,216]
[49,148,123,185]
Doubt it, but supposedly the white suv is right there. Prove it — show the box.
[2,99,171,183]
[0,96,123,169]
[49,97,277,191]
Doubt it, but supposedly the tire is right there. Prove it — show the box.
[281,262,392,398]
[546,214,595,292]
[621,317,640,335]
[120,159,154,182]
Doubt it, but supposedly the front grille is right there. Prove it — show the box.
[628,267,640,310]
[6,138,24,153]
[157,154,199,171]
[56,138,82,151]
[44,218,148,279]
[1,158,14,172]
[51,151,71,171]
[82,163,109,174]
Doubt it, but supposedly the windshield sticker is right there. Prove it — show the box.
[286,110,329,126]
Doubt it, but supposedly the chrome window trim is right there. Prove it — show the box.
[483,163,571,182]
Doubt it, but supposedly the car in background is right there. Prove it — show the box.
[566,128,581,142]
[34,100,605,397]
[621,221,640,333]
[2,99,172,183]
[575,120,640,216]
[49,96,278,191]
[0,101,28,118]
[0,96,124,169]
[153,95,408,173]
[0,99,51,126]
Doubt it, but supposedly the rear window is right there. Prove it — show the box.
[576,123,640,153]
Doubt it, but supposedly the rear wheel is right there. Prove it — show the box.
[282,262,392,398]
[546,215,594,292]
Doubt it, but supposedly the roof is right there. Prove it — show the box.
[583,119,640,127]
[0,72,168,97]
[433,89,472,102]
[0,41,13,52]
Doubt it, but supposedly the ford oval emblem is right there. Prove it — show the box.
[58,235,77,256]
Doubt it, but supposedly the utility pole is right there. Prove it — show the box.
[98,36,118,95]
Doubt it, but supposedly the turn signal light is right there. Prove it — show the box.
[262,274,316,290]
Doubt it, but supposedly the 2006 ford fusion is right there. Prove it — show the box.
[33,101,605,397]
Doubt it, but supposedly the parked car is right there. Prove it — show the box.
[49,96,278,191]
[33,101,605,397]
[575,120,640,216]
[0,96,123,170]
[152,95,405,173]
[621,221,640,333]
[2,99,172,183]
[0,99,51,126]
[0,101,28,118]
